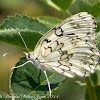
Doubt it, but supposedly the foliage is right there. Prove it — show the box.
[0,0,100,100]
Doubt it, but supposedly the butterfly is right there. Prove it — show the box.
[11,12,99,96]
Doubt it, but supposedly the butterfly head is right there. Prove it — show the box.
[23,52,35,61]
[23,52,43,69]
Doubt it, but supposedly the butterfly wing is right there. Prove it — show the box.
[33,12,99,78]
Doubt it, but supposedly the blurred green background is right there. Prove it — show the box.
[0,0,100,100]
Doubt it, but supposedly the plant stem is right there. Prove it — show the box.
[85,77,97,100]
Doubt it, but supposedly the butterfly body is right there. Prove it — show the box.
[24,52,45,70]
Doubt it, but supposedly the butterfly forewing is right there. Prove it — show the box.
[33,12,99,78]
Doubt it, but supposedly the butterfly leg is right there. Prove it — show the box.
[43,70,51,97]
[11,60,33,72]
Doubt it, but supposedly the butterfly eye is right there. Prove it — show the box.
[28,53,30,58]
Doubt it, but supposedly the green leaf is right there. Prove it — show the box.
[41,0,61,11]
[96,16,100,32]
[85,85,100,100]
[68,0,91,15]
[0,15,62,50]
[0,29,42,50]
[0,92,12,100]
[96,31,100,50]
[88,0,98,6]
[37,16,62,28]
[51,0,72,10]
[0,14,50,34]
[79,0,91,12]
[91,3,100,18]
[95,85,100,100]
[10,57,66,99]
[68,0,100,18]
[0,15,67,99]
[90,72,98,85]
[85,77,97,100]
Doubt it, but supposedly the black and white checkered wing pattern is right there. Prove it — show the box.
[33,12,99,78]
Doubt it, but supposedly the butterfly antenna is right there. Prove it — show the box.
[18,32,29,52]
[3,52,26,57]
[3,32,28,57]
[3,53,9,57]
